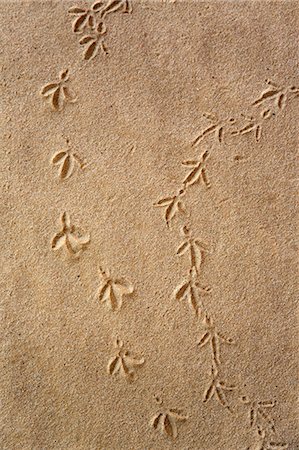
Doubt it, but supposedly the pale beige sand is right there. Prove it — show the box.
[0,1,298,449]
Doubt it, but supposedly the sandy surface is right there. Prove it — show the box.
[0,1,298,449]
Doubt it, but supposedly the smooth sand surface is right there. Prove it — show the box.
[1,1,298,449]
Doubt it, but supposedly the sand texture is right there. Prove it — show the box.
[0,0,298,449]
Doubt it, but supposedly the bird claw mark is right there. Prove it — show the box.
[231,114,263,143]
[153,188,186,228]
[203,364,236,411]
[182,149,211,189]
[68,2,104,33]
[192,113,235,146]
[108,337,144,381]
[252,79,299,111]
[175,266,211,317]
[51,212,90,256]
[151,397,187,439]
[79,22,108,60]
[198,315,234,367]
[246,422,288,450]
[41,69,77,111]
[69,0,132,60]
[51,143,86,180]
[95,266,134,312]
[240,396,277,435]
[100,0,132,19]
[177,225,209,275]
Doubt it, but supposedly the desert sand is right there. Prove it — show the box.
[0,0,298,449]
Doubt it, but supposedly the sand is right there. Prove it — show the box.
[0,0,298,449]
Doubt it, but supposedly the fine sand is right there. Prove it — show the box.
[1,1,298,449]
